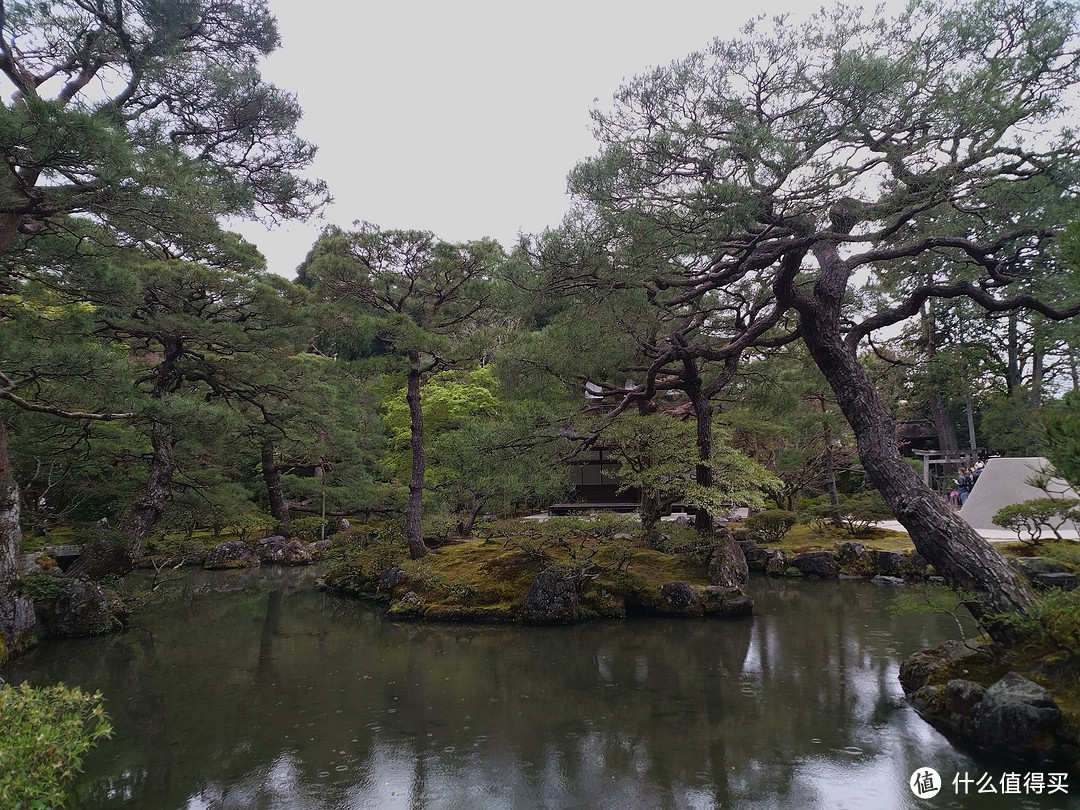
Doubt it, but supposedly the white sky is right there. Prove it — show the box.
[236,1,903,278]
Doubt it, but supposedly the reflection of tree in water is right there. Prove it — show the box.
[8,571,984,809]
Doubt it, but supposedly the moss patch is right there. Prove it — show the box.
[328,521,724,623]
[767,522,914,553]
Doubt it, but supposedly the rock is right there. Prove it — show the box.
[1016,557,1070,576]
[379,566,405,592]
[520,568,578,624]
[701,586,754,618]
[871,575,905,586]
[743,545,773,573]
[835,541,866,564]
[790,551,840,580]
[256,536,287,563]
[901,550,932,579]
[658,582,704,617]
[872,550,904,577]
[204,540,259,570]
[899,639,988,694]
[707,534,749,587]
[282,539,313,565]
[972,673,1061,759]
[33,577,124,637]
[307,539,332,559]
[909,679,986,739]
[0,594,36,662]
[1031,572,1079,591]
[764,551,788,576]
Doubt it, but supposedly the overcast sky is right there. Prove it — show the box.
[235,1,903,278]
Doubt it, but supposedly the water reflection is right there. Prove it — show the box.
[6,570,1077,809]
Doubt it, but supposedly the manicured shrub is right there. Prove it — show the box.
[744,510,798,543]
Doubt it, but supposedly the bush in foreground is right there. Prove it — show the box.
[0,682,112,809]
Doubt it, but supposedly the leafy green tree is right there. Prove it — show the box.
[604,413,779,544]
[562,0,1080,633]
[301,224,502,558]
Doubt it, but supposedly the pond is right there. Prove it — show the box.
[5,568,1078,810]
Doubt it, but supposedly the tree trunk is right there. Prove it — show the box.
[683,357,715,535]
[260,438,291,534]
[0,420,22,591]
[405,352,430,559]
[122,423,177,569]
[929,392,959,456]
[796,298,1033,638]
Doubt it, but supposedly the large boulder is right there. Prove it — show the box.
[204,540,259,570]
[379,566,405,593]
[282,539,313,566]
[790,551,840,580]
[908,679,986,740]
[707,534,749,587]
[256,535,287,563]
[871,550,904,577]
[899,639,989,693]
[657,581,704,617]
[32,577,124,637]
[743,545,774,573]
[764,551,789,576]
[0,594,36,663]
[971,673,1061,760]
[520,568,578,624]
[701,586,754,618]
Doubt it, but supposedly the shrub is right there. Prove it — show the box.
[290,515,332,542]
[0,682,112,809]
[18,573,68,600]
[744,510,798,543]
[838,490,893,536]
[993,498,1080,544]
[321,540,408,597]
[1002,588,1080,662]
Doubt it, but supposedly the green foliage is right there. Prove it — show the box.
[502,515,636,592]
[321,539,408,597]
[17,573,67,600]
[604,414,781,524]
[743,510,798,544]
[837,491,894,536]
[993,498,1080,544]
[0,682,112,809]
[1044,390,1080,489]
[290,516,332,543]
[1002,589,1080,663]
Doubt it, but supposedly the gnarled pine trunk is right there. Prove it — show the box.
[796,294,1033,639]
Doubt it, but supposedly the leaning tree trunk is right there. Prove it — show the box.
[404,353,430,559]
[796,294,1033,639]
[0,420,22,592]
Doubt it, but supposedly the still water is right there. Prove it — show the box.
[6,568,1078,810]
